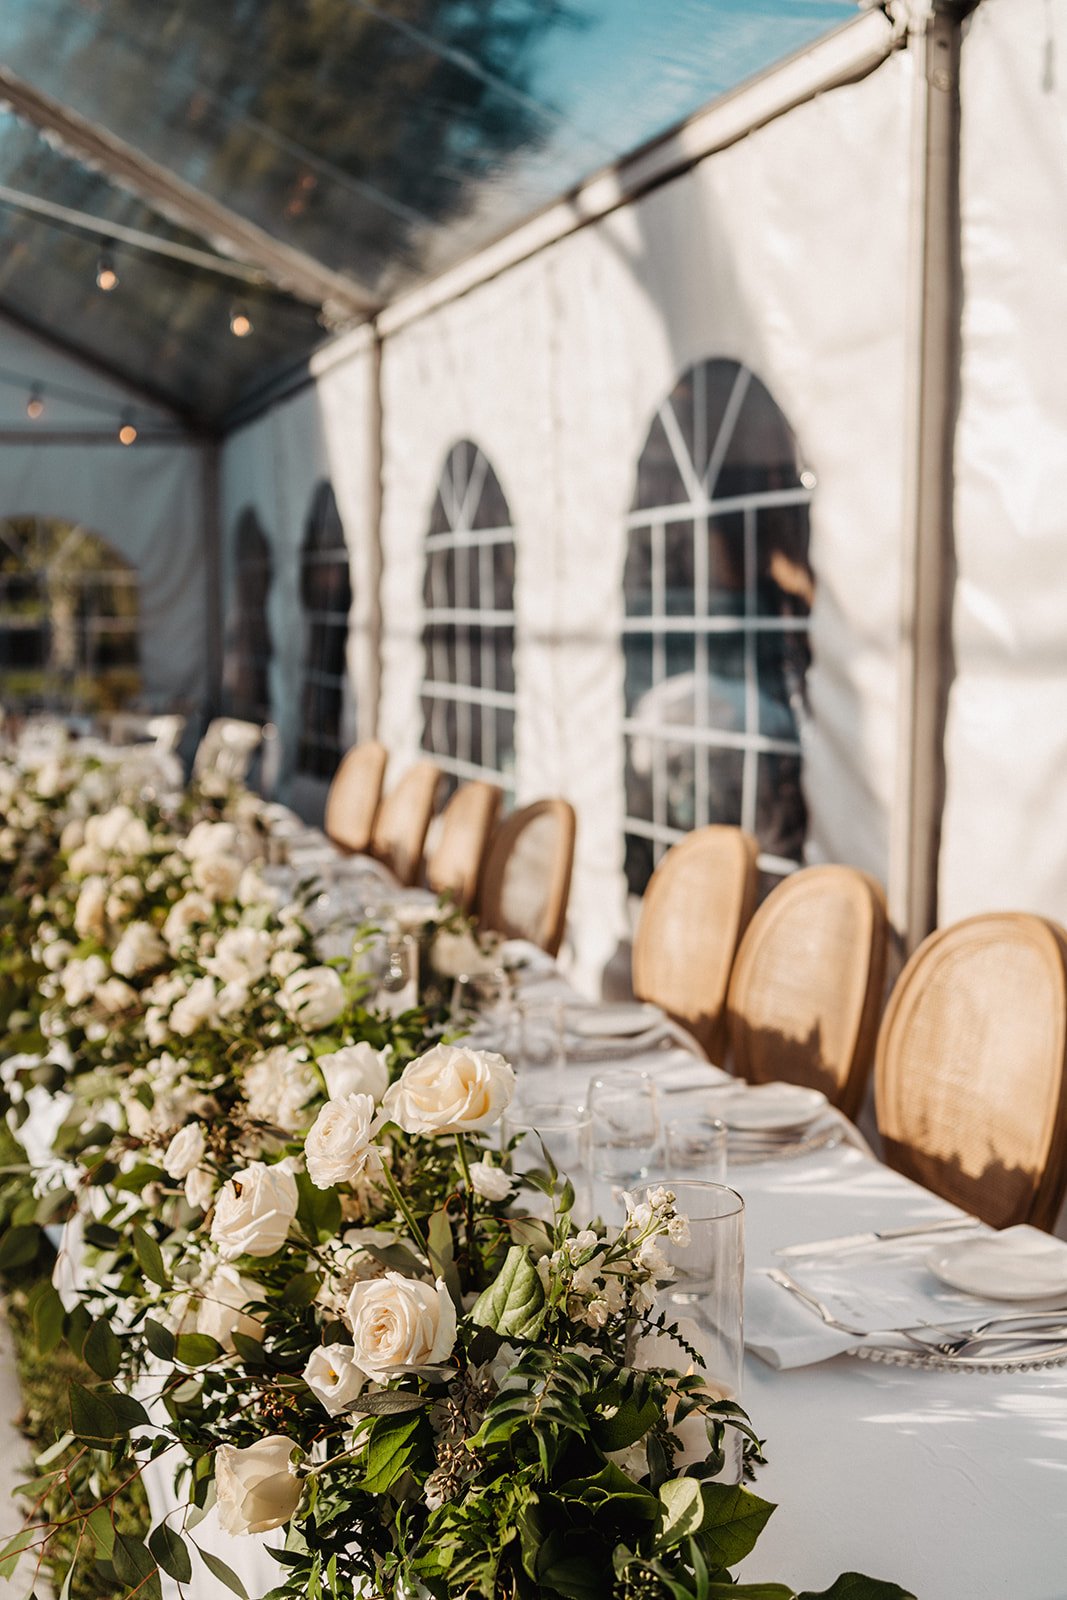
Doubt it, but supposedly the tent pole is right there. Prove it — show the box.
[891,0,975,953]
[202,439,223,721]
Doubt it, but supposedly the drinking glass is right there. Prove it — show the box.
[655,1180,745,1483]
[660,1114,728,1183]
[503,1100,593,1219]
[376,933,419,1016]
[587,1068,660,1207]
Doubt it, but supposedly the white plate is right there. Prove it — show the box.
[927,1227,1067,1300]
[712,1082,828,1133]
[568,1003,663,1039]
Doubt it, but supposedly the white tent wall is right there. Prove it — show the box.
[0,315,209,716]
[939,0,1067,924]
[218,335,378,812]
[376,46,916,987]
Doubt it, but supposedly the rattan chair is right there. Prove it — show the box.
[425,780,503,911]
[324,740,388,856]
[477,798,576,957]
[632,826,759,1062]
[369,759,443,887]
[725,865,888,1119]
[875,913,1067,1230]
[192,717,263,784]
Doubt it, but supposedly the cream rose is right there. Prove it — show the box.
[305,1095,379,1190]
[468,1159,512,1202]
[163,1122,206,1181]
[278,966,346,1030]
[73,877,108,940]
[345,1272,457,1380]
[303,1343,366,1415]
[196,1263,264,1352]
[214,1435,302,1536]
[210,1161,299,1260]
[319,1043,389,1103]
[111,920,166,978]
[381,1044,514,1136]
[205,926,273,985]
[169,975,219,1037]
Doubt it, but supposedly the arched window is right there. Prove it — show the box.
[421,441,516,794]
[623,360,814,897]
[0,516,140,713]
[298,482,351,779]
[223,509,272,723]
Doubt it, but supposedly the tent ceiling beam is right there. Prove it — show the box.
[0,64,379,325]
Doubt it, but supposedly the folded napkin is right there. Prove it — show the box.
[746,1270,861,1368]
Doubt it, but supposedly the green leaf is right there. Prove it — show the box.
[195,1544,250,1598]
[798,1579,918,1600]
[149,1523,193,1583]
[174,1332,223,1367]
[83,1221,121,1250]
[144,1317,176,1361]
[698,1482,776,1568]
[295,1172,341,1243]
[109,1391,150,1433]
[427,1208,461,1304]
[558,1461,659,1521]
[69,1382,119,1445]
[83,1318,122,1381]
[113,1533,162,1600]
[0,1223,40,1271]
[350,1390,430,1415]
[470,1244,546,1339]
[281,1271,322,1307]
[361,1411,425,1493]
[658,1477,705,1550]
[591,1392,660,1453]
[86,1506,115,1558]
[30,1280,64,1356]
[0,1525,38,1579]
[133,1225,169,1287]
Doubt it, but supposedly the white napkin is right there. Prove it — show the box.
[746,1271,862,1368]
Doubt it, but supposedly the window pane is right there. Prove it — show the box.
[623,528,653,616]
[492,539,515,611]
[624,635,653,716]
[624,830,656,898]
[664,523,695,615]
[702,745,745,828]
[755,633,806,739]
[757,752,807,862]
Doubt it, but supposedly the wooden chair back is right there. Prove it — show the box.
[875,912,1067,1230]
[370,759,443,887]
[726,864,888,1119]
[478,798,576,957]
[324,741,387,856]
[632,825,759,1061]
[426,780,503,911]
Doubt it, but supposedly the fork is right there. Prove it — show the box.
[765,1268,936,1351]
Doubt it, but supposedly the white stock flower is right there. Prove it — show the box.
[73,878,108,940]
[192,852,243,902]
[210,1161,299,1259]
[318,1043,389,1103]
[163,1122,206,1180]
[196,1263,264,1352]
[162,893,213,952]
[278,965,346,1030]
[60,954,108,1007]
[303,1344,366,1415]
[244,1048,320,1134]
[182,820,239,861]
[214,1435,302,1536]
[305,1094,378,1190]
[345,1273,457,1380]
[67,843,108,878]
[216,980,251,1020]
[169,976,219,1037]
[111,920,166,978]
[96,977,138,1015]
[205,926,273,985]
[185,1166,215,1211]
[468,1160,512,1202]
[381,1044,514,1136]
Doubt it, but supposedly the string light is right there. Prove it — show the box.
[25,385,44,420]
[118,411,138,446]
[229,303,253,338]
[96,247,119,293]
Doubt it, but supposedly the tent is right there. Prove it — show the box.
[0,0,1059,990]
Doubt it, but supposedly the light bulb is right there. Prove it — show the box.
[118,418,137,445]
[96,250,118,292]
[26,386,44,420]
[229,305,253,338]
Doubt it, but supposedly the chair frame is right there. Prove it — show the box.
[324,740,388,856]
[478,798,576,957]
[370,759,443,887]
[425,779,503,911]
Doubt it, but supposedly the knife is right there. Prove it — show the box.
[774,1217,982,1258]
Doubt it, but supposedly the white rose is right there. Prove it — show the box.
[185,1166,215,1211]
[196,1263,264,1352]
[382,1044,515,1136]
[318,1043,389,1103]
[59,818,85,853]
[60,954,109,1007]
[468,1160,512,1202]
[305,1095,379,1190]
[41,938,74,973]
[163,1122,207,1180]
[238,867,278,908]
[345,1273,457,1380]
[111,921,166,978]
[210,1161,299,1260]
[214,1435,302,1536]
[278,966,346,1030]
[205,926,273,985]
[270,950,305,981]
[303,1344,366,1415]
[162,893,213,952]
[169,975,219,1037]
[431,928,502,980]
[182,820,239,861]
[96,977,138,1015]
[74,877,108,940]
[244,1048,319,1134]
[192,853,243,902]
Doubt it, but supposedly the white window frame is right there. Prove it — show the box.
[623,362,814,886]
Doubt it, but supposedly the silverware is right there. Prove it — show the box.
[774,1217,981,1258]
[765,1269,932,1347]
[917,1323,1067,1358]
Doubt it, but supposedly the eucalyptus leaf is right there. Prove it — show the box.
[69,1382,119,1445]
[174,1331,223,1368]
[133,1225,169,1288]
[0,1222,40,1271]
[144,1317,176,1362]
[113,1533,162,1600]
[350,1390,430,1415]
[196,1544,251,1598]
[149,1523,193,1583]
[83,1318,122,1381]
[470,1244,546,1339]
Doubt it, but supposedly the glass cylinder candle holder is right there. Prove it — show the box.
[502,1100,594,1220]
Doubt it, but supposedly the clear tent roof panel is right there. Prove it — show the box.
[0,0,859,426]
